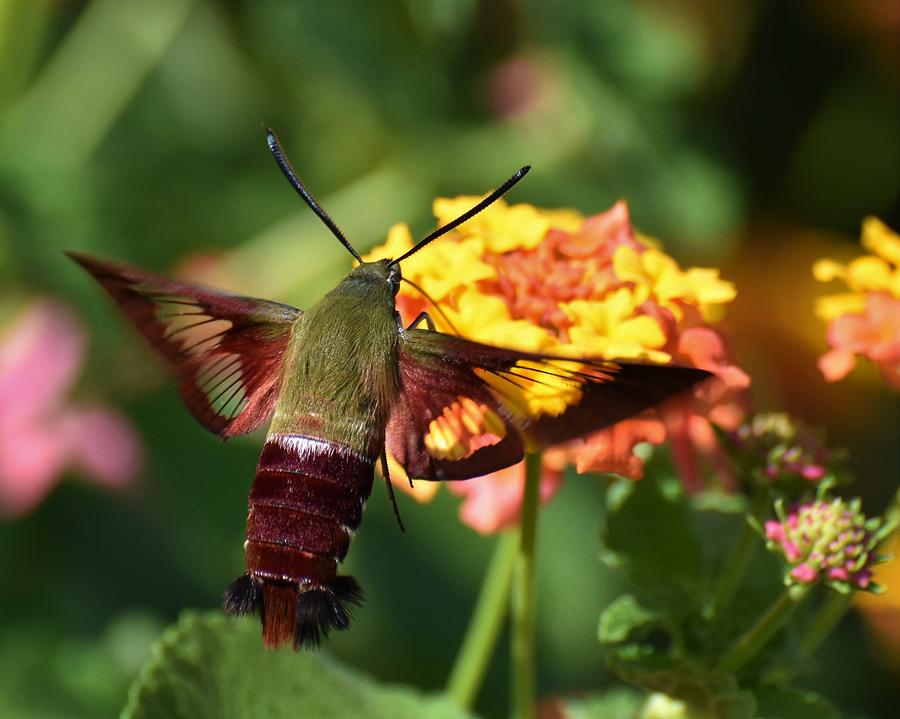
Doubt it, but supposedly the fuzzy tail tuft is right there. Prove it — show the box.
[223,574,364,650]
[222,574,262,615]
[294,576,364,649]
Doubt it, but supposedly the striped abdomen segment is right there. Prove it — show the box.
[223,433,374,649]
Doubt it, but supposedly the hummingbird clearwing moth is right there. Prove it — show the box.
[69,130,711,650]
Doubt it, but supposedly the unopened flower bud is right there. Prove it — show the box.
[765,497,887,593]
[730,412,840,488]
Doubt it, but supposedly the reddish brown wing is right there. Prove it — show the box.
[387,343,524,480]
[68,253,301,438]
[386,329,710,481]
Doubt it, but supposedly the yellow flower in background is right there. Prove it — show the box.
[365,197,747,532]
[813,217,900,389]
[814,217,900,308]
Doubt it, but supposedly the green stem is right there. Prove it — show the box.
[0,0,52,108]
[718,585,810,674]
[800,592,853,656]
[446,531,518,709]
[704,489,769,620]
[510,452,543,719]
[2,0,194,166]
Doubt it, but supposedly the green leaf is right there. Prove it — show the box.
[122,611,478,719]
[598,594,665,645]
[0,612,161,719]
[754,686,843,719]
[600,474,704,600]
[609,648,756,719]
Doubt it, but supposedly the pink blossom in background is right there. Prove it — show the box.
[813,217,900,389]
[0,300,142,516]
[446,463,564,535]
[487,56,547,120]
[819,292,900,388]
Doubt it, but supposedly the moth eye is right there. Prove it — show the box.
[387,267,401,295]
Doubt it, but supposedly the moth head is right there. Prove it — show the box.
[344,259,400,296]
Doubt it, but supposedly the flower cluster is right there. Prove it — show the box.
[0,300,142,516]
[367,197,748,533]
[729,412,841,487]
[813,217,900,388]
[765,497,886,593]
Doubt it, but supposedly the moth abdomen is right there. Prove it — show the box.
[224,433,374,649]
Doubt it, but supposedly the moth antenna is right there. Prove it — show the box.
[400,277,461,335]
[390,165,530,266]
[380,448,405,533]
[265,128,363,262]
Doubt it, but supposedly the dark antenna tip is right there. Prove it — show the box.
[265,128,363,262]
[390,164,532,266]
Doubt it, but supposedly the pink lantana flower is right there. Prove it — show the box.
[0,300,142,516]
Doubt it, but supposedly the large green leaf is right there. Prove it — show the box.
[608,648,756,719]
[122,611,478,719]
[598,594,665,645]
[600,474,704,602]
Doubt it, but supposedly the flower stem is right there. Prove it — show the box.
[704,489,769,620]
[718,585,811,674]
[800,592,853,656]
[446,531,517,709]
[3,0,194,166]
[510,452,543,719]
[884,485,900,535]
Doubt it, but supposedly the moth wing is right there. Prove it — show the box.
[386,329,710,481]
[386,342,525,481]
[68,252,301,438]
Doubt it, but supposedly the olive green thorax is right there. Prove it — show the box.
[269,260,402,456]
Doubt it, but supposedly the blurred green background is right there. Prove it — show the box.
[0,1,898,717]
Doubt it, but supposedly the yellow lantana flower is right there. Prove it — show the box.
[613,244,737,321]
[814,217,900,320]
[432,197,583,253]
